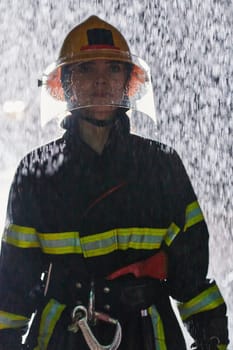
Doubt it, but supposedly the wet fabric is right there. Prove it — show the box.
[0,113,226,349]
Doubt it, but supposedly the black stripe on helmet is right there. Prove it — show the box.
[87,28,114,46]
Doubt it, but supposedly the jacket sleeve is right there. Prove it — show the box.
[0,161,44,349]
[164,150,229,347]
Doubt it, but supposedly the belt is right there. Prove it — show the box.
[68,277,160,350]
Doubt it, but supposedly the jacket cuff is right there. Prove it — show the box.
[184,304,229,347]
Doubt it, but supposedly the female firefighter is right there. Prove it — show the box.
[0,15,229,350]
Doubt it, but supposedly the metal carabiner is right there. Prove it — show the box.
[68,305,87,333]
[88,279,96,325]
[71,305,122,350]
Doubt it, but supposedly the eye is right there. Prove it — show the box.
[71,63,93,75]
[109,62,123,73]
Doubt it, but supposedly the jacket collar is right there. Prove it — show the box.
[62,111,130,158]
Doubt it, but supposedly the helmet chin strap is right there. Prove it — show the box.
[79,114,117,127]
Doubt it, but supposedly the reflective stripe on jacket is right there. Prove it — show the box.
[0,116,224,349]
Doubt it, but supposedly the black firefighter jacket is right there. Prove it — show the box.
[0,115,227,349]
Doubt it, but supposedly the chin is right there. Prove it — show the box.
[85,106,117,119]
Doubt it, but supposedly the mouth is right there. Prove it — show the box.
[92,91,112,98]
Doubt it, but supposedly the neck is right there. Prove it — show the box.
[78,119,112,154]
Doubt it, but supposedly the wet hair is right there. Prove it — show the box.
[60,65,73,102]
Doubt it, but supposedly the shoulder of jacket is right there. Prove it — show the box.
[128,133,178,157]
[17,137,66,178]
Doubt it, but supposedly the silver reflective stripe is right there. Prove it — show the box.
[81,228,167,257]
[3,224,40,248]
[0,310,29,329]
[35,299,66,350]
[178,284,225,321]
[5,224,181,257]
[150,306,167,350]
[164,222,180,246]
[38,232,82,254]
[184,201,204,231]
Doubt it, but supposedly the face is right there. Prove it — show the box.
[68,59,128,120]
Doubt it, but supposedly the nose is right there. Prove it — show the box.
[94,73,107,86]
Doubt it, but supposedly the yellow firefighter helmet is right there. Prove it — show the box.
[41,15,155,126]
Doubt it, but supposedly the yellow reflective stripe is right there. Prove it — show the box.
[81,227,167,258]
[178,284,225,321]
[38,232,82,254]
[0,310,29,329]
[184,201,204,232]
[3,224,40,248]
[149,306,167,350]
[4,225,174,257]
[217,346,227,350]
[164,222,180,246]
[35,299,66,350]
